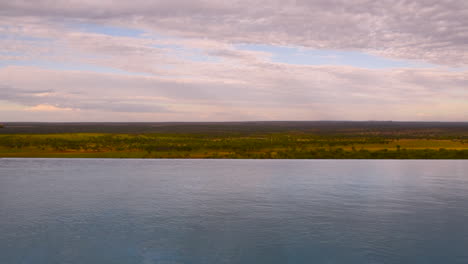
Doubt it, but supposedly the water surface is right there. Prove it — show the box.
[1,159,467,263]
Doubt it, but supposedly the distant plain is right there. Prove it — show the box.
[1,121,467,159]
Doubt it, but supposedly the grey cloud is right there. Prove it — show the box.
[0,1,237,18]
[0,85,55,104]
[0,82,171,113]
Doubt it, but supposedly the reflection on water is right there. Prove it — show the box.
[1,159,468,263]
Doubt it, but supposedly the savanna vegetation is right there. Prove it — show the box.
[0,121,467,159]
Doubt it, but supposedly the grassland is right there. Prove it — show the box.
[1,121,467,159]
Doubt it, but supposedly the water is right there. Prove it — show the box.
[1,159,467,264]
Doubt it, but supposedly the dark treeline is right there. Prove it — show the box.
[2,121,468,138]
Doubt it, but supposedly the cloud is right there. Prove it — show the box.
[1,0,467,66]
[1,65,467,121]
[26,104,74,111]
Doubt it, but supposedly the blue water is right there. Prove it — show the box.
[1,159,467,264]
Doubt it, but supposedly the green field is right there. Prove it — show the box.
[1,127,467,159]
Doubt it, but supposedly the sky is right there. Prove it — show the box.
[0,0,467,122]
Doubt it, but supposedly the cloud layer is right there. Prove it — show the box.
[2,0,468,65]
[1,65,467,121]
[0,0,467,121]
